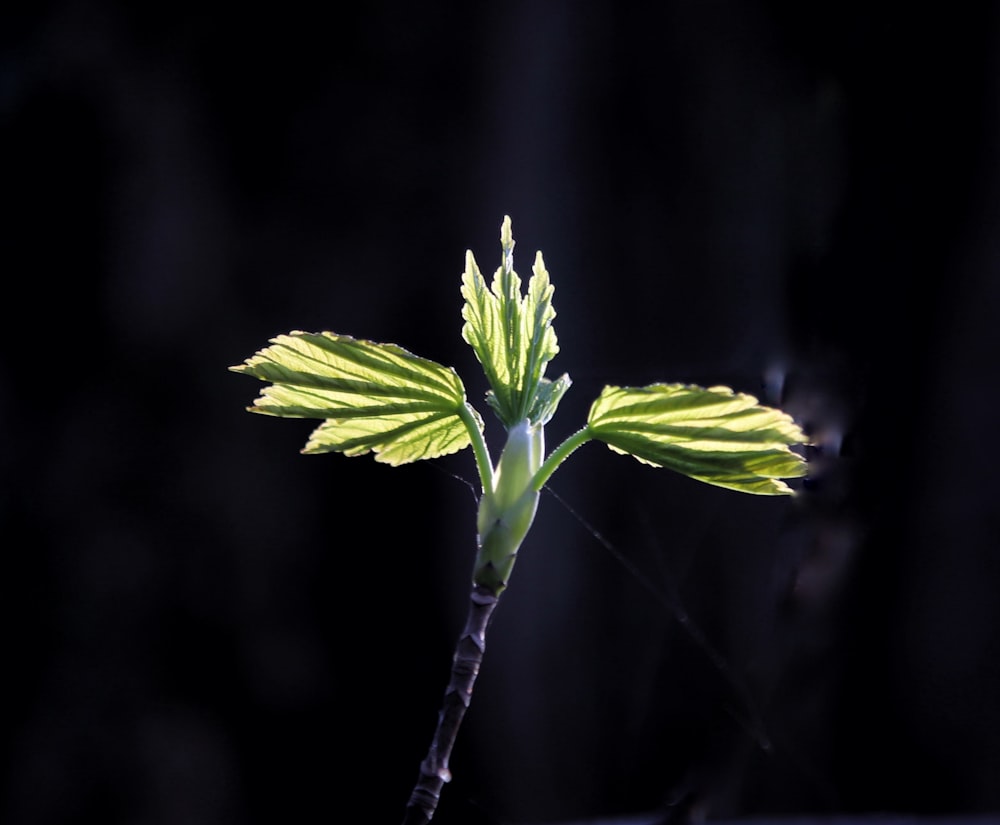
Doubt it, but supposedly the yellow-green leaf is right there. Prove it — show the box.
[586,383,808,495]
[460,216,564,427]
[230,331,480,465]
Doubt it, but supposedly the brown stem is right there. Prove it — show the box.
[402,583,500,825]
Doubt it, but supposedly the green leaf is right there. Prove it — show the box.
[461,215,566,427]
[586,383,808,495]
[230,331,481,465]
[529,373,573,427]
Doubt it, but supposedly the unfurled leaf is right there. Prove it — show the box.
[230,331,481,465]
[461,215,567,427]
[586,383,808,495]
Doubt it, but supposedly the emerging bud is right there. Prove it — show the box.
[473,419,543,594]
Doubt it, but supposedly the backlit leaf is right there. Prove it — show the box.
[230,331,479,465]
[461,216,565,427]
[586,383,808,495]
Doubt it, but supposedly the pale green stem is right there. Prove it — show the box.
[404,417,584,825]
[532,425,593,491]
[457,401,494,493]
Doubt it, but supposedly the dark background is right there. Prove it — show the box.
[4,2,1000,824]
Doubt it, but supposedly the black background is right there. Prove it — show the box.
[4,2,1000,824]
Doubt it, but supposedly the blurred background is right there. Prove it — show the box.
[3,2,1000,824]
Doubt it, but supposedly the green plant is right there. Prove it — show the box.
[231,216,808,824]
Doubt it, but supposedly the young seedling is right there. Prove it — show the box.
[231,216,808,825]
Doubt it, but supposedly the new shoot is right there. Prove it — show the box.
[231,216,808,824]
